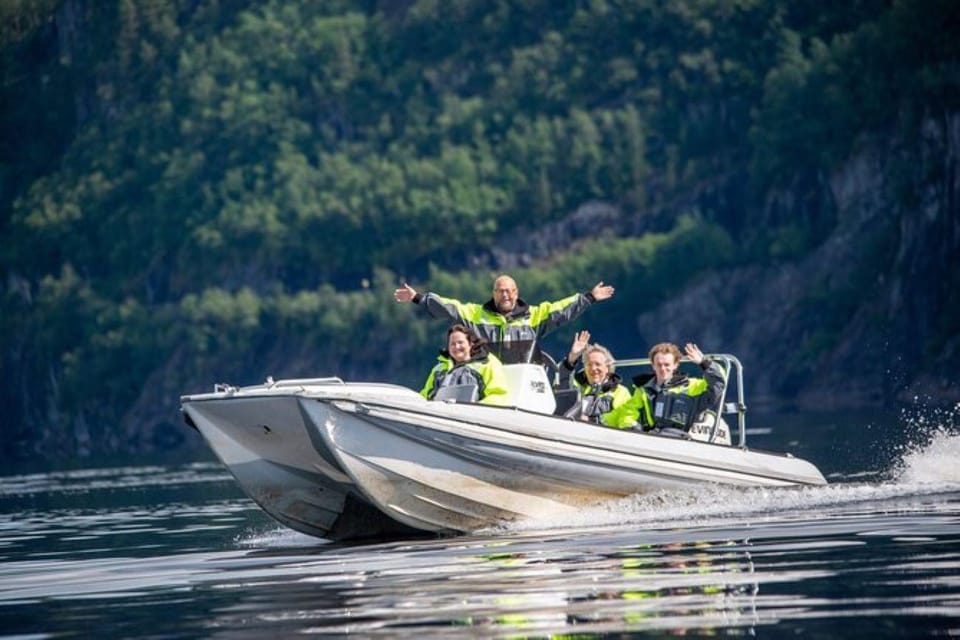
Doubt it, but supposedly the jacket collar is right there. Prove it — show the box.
[482,297,531,320]
[643,372,689,392]
[575,370,623,392]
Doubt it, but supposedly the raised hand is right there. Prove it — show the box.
[393,282,417,303]
[684,342,704,364]
[590,281,615,301]
[567,330,591,365]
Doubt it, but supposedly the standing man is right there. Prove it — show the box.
[393,274,615,364]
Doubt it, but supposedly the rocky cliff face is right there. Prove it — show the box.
[632,114,960,410]
[886,113,960,403]
[471,115,960,412]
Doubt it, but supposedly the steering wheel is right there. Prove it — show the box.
[537,350,576,390]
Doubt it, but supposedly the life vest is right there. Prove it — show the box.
[634,372,711,430]
[431,360,486,399]
[570,371,633,428]
[604,359,727,436]
[420,350,510,406]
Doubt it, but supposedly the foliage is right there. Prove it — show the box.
[1,0,956,459]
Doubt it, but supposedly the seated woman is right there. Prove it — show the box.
[559,330,633,428]
[421,324,510,405]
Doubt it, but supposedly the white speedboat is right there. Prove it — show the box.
[180,355,826,541]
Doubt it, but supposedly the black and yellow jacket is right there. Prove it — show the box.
[420,348,510,406]
[609,359,726,430]
[558,358,633,428]
[413,291,597,364]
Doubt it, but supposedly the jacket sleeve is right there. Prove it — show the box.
[478,355,511,406]
[699,358,727,410]
[604,387,650,429]
[417,292,483,324]
[527,292,594,337]
[420,365,440,399]
[601,386,638,429]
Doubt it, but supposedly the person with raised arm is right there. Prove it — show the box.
[558,330,633,428]
[608,342,726,434]
[394,274,615,364]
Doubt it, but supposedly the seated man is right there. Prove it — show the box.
[558,330,633,428]
[608,342,726,435]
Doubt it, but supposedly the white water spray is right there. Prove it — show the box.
[498,409,960,536]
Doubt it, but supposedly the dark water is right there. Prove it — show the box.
[2,407,959,638]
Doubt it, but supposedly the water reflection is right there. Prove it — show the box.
[595,540,760,632]
[2,428,960,638]
[194,534,767,637]
[199,503,960,639]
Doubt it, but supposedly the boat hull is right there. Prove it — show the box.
[305,396,826,535]
[181,387,424,540]
[182,376,826,540]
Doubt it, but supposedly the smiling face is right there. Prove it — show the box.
[651,352,679,385]
[584,350,610,385]
[447,329,473,363]
[492,276,518,314]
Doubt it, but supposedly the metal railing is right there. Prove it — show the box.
[610,353,747,448]
[265,376,345,388]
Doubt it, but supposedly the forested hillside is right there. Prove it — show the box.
[2,0,958,461]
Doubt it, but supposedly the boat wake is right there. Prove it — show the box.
[495,426,960,536]
[237,527,331,549]
[886,401,960,480]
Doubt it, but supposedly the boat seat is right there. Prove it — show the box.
[552,388,580,416]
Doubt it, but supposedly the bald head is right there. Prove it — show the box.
[492,275,518,314]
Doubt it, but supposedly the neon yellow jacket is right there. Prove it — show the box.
[562,366,634,428]
[420,351,510,406]
[608,359,726,429]
[413,291,596,364]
